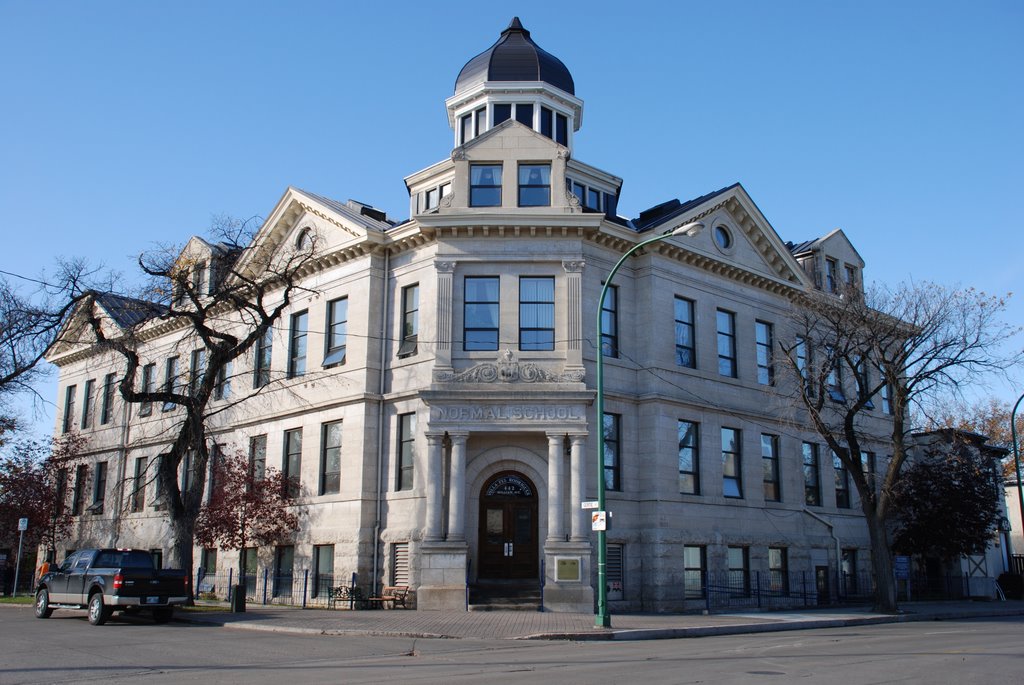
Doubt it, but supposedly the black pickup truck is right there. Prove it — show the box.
[35,548,190,625]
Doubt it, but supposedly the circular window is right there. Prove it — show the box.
[714,226,732,249]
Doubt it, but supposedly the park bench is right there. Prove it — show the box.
[366,585,410,609]
[327,584,364,609]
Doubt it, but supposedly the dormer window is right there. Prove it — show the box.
[825,258,838,293]
[518,164,550,206]
[470,164,502,207]
[192,262,207,296]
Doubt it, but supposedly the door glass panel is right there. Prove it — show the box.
[486,508,503,544]
[513,507,531,545]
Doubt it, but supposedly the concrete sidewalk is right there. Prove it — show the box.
[177,599,1024,641]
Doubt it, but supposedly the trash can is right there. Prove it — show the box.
[230,583,246,612]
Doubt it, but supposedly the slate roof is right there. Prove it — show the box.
[298,189,395,230]
[96,292,165,329]
[455,18,575,96]
[631,183,739,232]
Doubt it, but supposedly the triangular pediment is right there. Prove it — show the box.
[638,183,810,290]
[46,293,164,365]
[454,118,566,160]
[231,187,388,281]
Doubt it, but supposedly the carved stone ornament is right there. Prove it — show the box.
[433,349,585,384]
[562,259,585,273]
[565,189,581,209]
[451,148,467,162]
[440,191,453,208]
[556,148,571,160]
[435,261,457,273]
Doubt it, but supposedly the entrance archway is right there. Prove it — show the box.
[478,471,539,580]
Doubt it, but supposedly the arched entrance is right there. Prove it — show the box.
[478,471,539,580]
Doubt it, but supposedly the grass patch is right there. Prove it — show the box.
[0,596,35,605]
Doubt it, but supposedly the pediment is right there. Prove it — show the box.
[816,228,865,268]
[640,184,811,290]
[453,118,566,161]
[231,187,386,281]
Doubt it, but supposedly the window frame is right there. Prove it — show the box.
[249,434,267,481]
[189,349,207,396]
[162,356,180,412]
[683,545,706,599]
[130,456,147,513]
[716,309,737,378]
[768,547,789,596]
[396,412,416,491]
[139,363,155,416]
[600,283,618,358]
[99,373,116,425]
[755,320,774,386]
[254,327,273,389]
[834,452,851,508]
[81,378,95,429]
[320,420,342,495]
[678,420,700,495]
[469,163,502,207]
[727,546,750,598]
[464,276,500,351]
[674,296,696,369]
[803,442,821,506]
[91,461,107,513]
[323,298,348,367]
[62,384,77,434]
[288,309,309,378]
[603,412,621,492]
[722,427,743,499]
[283,428,302,499]
[761,433,781,502]
[398,284,419,358]
[71,463,87,516]
[517,163,551,207]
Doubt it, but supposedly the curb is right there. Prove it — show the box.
[174,605,1024,642]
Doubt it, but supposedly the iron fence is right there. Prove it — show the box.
[197,569,366,609]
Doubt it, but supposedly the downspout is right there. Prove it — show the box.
[111,385,132,546]
[372,248,391,592]
[802,508,841,571]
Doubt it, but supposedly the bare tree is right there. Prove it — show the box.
[925,397,1024,478]
[0,264,96,429]
[777,282,1022,612]
[71,216,316,578]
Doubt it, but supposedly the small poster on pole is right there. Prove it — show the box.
[591,511,607,531]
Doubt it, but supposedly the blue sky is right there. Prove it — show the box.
[2,0,1022,435]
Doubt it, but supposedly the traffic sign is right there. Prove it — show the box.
[17,518,27,531]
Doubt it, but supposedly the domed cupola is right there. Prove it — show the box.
[446,18,584,151]
[454,17,575,96]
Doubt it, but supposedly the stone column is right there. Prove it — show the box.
[425,433,445,541]
[446,432,469,542]
[434,261,456,373]
[569,433,587,541]
[547,433,565,542]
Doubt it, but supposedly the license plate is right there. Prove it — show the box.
[144,596,160,604]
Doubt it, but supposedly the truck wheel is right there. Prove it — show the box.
[87,593,111,626]
[152,607,174,624]
[34,588,53,619]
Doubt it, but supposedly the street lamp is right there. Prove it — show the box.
[594,220,704,628]
[1011,392,1024,548]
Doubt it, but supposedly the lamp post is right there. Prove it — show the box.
[1011,392,1024,545]
[594,220,704,628]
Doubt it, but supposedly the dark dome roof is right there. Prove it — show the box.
[454,18,575,96]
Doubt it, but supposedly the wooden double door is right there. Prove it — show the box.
[477,472,538,580]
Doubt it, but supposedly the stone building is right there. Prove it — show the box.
[46,18,925,612]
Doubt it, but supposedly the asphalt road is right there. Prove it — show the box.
[1,606,1021,684]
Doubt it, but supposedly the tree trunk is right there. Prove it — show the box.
[168,516,196,606]
[864,509,898,612]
